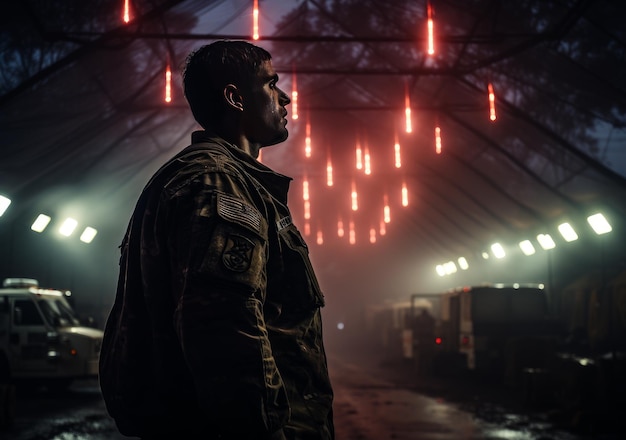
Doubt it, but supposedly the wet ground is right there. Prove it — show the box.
[328,346,621,440]
[0,350,620,439]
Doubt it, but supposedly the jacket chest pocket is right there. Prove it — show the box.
[278,225,325,310]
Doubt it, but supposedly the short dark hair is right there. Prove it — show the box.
[183,40,272,129]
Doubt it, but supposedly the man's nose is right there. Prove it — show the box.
[279,88,291,105]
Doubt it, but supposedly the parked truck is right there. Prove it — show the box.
[410,284,562,381]
[0,278,103,388]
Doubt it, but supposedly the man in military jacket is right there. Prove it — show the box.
[99,40,334,440]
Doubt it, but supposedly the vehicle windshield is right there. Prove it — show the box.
[37,297,80,327]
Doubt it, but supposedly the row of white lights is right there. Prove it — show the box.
[0,195,98,244]
[436,213,613,277]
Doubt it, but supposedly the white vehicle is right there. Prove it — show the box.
[0,278,103,388]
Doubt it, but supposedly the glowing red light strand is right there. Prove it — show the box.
[401,181,409,207]
[123,0,131,23]
[291,70,298,121]
[435,125,442,154]
[253,0,260,40]
[305,119,312,158]
[394,133,401,168]
[405,83,412,133]
[164,64,172,103]
[488,83,497,121]
[427,0,435,56]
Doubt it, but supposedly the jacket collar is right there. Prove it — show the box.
[190,130,292,203]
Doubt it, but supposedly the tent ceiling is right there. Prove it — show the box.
[1,0,625,306]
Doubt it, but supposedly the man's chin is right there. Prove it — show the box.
[263,129,289,147]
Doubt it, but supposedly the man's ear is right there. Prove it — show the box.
[224,84,244,112]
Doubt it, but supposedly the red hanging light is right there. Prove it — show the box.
[302,176,309,201]
[355,138,363,170]
[488,82,497,121]
[383,193,391,223]
[349,220,356,245]
[337,217,345,238]
[379,219,387,236]
[305,118,312,158]
[404,82,413,133]
[394,133,401,168]
[364,145,371,175]
[369,227,377,244]
[122,0,131,23]
[291,69,298,121]
[351,180,358,211]
[401,180,409,207]
[164,64,172,103]
[252,0,260,40]
[435,125,442,154]
[427,0,435,56]
[326,154,333,187]
[316,229,324,245]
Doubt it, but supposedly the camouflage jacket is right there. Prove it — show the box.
[99,131,334,439]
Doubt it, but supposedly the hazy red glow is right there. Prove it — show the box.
[379,219,387,236]
[488,83,497,121]
[316,229,323,245]
[253,0,260,40]
[369,227,377,243]
[304,200,311,220]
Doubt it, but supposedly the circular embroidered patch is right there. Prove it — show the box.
[222,233,255,272]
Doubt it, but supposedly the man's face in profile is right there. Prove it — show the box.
[241,60,291,147]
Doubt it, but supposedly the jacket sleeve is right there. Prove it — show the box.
[162,171,289,438]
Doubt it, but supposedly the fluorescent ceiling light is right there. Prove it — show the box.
[458,257,469,270]
[59,218,78,237]
[80,227,98,243]
[435,265,446,277]
[519,240,536,256]
[444,261,457,274]
[491,243,505,259]
[537,233,556,250]
[558,222,578,242]
[587,213,612,235]
[0,195,10,217]
[31,214,52,233]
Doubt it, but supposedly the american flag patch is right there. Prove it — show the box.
[217,194,262,233]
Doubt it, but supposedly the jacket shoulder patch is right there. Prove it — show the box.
[222,233,255,272]
[217,193,262,234]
